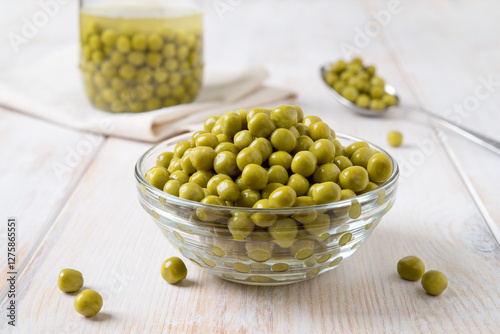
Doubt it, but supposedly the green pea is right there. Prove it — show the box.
[179,182,204,202]
[242,164,268,190]
[312,163,340,183]
[207,174,231,195]
[163,180,182,196]
[215,142,239,155]
[228,213,255,240]
[293,135,314,155]
[309,139,335,165]
[268,218,298,247]
[333,155,353,171]
[116,36,131,53]
[421,270,448,296]
[295,123,311,137]
[309,122,331,141]
[249,138,273,161]
[270,128,297,153]
[370,85,384,99]
[128,51,145,66]
[174,141,191,158]
[261,183,284,199]
[220,111,242,138]
[268,186,297,208]
[356,94,371,108]
[387,131,403,147]
[341,86,359,102]
[195,133,218,148]
[119,64,136,79]
[235,189,261,207]
[217,179,240,202]
[88,34,102,50]
[312,181,341,204]
[357,181,378,195]
[303,213,329,237]
[233,130,255,150]
[189,171,213,188]
[287,174,310,196]
[293,105,304,123]
[351,147,374,169]
[161,257,187,284]
[180,155,196,174]
[383,93,398,107]
[156,152,174,168]
[367,153,392,183]
[189,146,216,171]
[131,33,147,51]
[246,107,270,123]
[268,151,293,170]
[397,256,425,281]
[291,151,317,177]
[370,99,386,110]
[248,113,276,138]
[292,196,317,224]
[145,166,170,190]
[163,43,176,58]
[330,60,346,73]
[214,151,239,176]
[58,268,83,293]
[216,134,231,144]
[340,189,356,200]
[236,147,262,171]
[148,33,164,51]
[346,141,370,158]
[74,289,103,317]
[339,166,369,192]
[290,239,315,260]
[204,116,219,132]
[251,199,277,227]
[101,29,117,46]
[271,105,298,128]
[147,52,162,67]
[267,165,289,184]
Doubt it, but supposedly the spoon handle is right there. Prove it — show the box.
[406,105,500,155]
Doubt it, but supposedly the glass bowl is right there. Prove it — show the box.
[135,133,399,285]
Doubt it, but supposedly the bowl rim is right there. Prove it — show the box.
[135,132,399,212]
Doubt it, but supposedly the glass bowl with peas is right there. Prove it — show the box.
[79,0,203,113]
[135,105,399,285]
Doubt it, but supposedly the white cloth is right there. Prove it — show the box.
[0,44,296,142]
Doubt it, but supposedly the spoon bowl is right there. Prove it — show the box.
[320,63,400,117]
[320,63,500,155]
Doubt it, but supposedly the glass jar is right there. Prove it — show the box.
[79,0,203,113]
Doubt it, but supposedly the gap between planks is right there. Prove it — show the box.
[376,29,500,246]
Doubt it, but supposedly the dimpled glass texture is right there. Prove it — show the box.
[136,133,399,285]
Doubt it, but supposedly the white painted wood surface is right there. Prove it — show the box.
[1,0,499,333]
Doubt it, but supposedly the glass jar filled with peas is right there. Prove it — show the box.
[79,0,203,113]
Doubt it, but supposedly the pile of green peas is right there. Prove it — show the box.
[324,58,398,111]
[79,12,203,113]
[145,105,393,246]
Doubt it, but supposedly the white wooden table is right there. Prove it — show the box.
[1,1,499,333]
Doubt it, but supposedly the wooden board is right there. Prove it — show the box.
[0,109,104,293]
[1,0,499,333]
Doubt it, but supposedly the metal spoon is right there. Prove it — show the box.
[320,64,500,155]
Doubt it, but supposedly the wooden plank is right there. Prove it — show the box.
[0,108,104,293]
[367,0,500,229]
